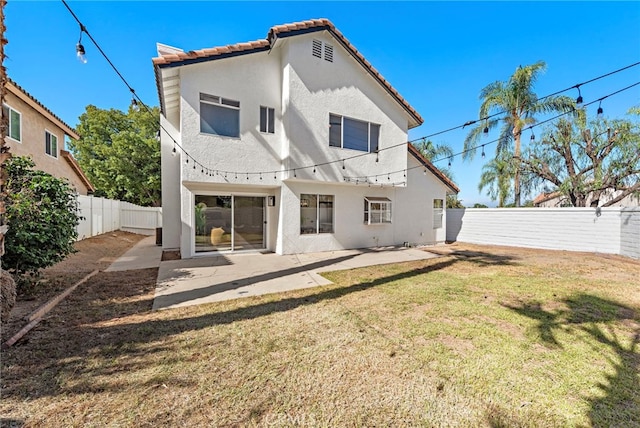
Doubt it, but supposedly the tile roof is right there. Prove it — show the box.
[5,78,80,140]
[408,143,460,194]
[533,191,561,205]
[153,18,423,127]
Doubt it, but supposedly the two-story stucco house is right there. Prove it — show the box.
[153,19,458,258]
[3,79,94,195]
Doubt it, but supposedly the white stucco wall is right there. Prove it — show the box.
[160,115,182,249]
[179,50,285,185]
[446,208,623,255]
[278,153,448,255]
[620,208,640,259]
[281,32,409,185]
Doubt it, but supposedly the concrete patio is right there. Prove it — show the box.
[153,247,440,310]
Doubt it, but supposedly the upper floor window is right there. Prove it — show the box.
[433,199,444,229]
[329,114,379,152]
[200,93,240,138]
[2,104,21,142]
[364,197,392,225]
[45,131,58,158]
[260,106,275,134]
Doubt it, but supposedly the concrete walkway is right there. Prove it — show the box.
[105,235,163,272]
[153,247,439,310]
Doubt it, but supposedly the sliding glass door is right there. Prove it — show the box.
[195,195,264,252]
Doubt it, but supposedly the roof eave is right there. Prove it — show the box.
[6,79,80,139]
[61,150,95,193]
[408,144,459,194]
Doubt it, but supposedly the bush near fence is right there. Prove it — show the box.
[446,207,640,260]
[76,195,162,240]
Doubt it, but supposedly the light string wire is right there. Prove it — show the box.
[345,81,640,183]
[61,0,640,182]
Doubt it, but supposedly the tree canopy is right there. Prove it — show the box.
[464,61,574,206]
[521,111,640,207]
[3,156,80,280]
[69,105,161,207]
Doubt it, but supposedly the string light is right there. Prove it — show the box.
[481,145,486,159]
[59,0,640,184]
[76,24,87,64]
[530,129,535,142]
[597,101,604,117]
[575,85,583,107]
[343,83,640,184]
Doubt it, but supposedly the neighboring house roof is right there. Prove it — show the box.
[61,150,95,193]
[153,18,423,128]
[408,144,459,194]
[5,78,80,140]
[533,191,562,206]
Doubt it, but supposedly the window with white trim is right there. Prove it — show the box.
[329,113,380,152]
[2,104,21,142]
[45,131,58,158]
[200,93,240,138]
[260,106,275,134]
[433,199,444,229]
[364,197,392,224]
[300,194,334,234]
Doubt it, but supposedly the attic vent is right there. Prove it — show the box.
[324,44,334,62]
[312,39,322,58]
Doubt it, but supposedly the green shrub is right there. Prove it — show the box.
[3,157,80,284]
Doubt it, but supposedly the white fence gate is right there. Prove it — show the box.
[76,195,162,240]
[446,207,640,260]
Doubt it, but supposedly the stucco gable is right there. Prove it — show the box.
[153,19,422,128]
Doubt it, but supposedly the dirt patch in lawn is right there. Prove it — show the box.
[1,231,147,344]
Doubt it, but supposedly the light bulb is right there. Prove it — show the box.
[76,43,87,64]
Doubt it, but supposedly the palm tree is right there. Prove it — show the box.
[413,138,455,181]
[478,152,515,207]
[464,61,574,206]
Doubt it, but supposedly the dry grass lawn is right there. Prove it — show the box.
[1,237,639,427]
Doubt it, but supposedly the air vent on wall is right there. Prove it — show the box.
[324,44,334,62]
[312,39,322,58]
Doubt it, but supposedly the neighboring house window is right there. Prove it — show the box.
[2,104,21,142]
[45,131,58,158]
[300,194,334,234]
[312,39,334,62]
[329,114,380,152]
[260,106,275,134]
[433,199,444,229]
[200,93,240,138]
[364,197,392,224]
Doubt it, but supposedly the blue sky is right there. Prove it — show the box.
[5,1,640,206]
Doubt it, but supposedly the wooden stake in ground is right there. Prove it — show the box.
[3,269,99,347]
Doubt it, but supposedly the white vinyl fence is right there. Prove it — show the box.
[446,207,640,259]
[76,195,162,240]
